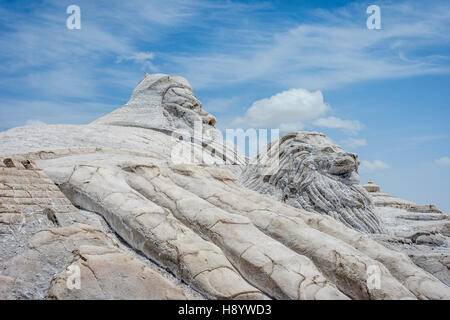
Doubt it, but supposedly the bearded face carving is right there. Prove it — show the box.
[92,73,216,134]
[162,84,216,128]
[242,132,383,234]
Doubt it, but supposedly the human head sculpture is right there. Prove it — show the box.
[93,73,244,165]
[242,131,383,233]
[93,73,217,136]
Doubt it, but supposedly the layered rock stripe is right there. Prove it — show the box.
[0,157,196,299]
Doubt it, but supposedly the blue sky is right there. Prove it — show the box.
[0,0,449,211]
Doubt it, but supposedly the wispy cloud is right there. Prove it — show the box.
[435,157,450,166]
[0,98,115,129]
[166,1,450,90]
[25,119,46,126]
[341,137,367,149]
[313,117,364,133]
[407,135,450,145]
[360,160,390,171]
[117,52,157,71]
[0,0,213,127]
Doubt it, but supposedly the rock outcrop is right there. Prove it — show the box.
[0,156,197,300]
[363,180,450,286]
[0,74,449,300]
[93,73,218,134]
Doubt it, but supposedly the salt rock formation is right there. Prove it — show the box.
[94,73,217,134]
[92,73,244,165]
[363,180,450,286]
[240,132,382,234]
[1,73,449,300]
[0,157,196,299]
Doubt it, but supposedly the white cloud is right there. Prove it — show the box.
[360,160,390,171]
[117,52,154,62]
[341,138,367,149]
[313,116,364,133]
[232,88,365,134]
[435,157,450,166]
[279,121,305,132]
[233,88,329,131]
[117,52,157,71]
[25,119,46,126]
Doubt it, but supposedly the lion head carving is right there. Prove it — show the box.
[241,131,383,233]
